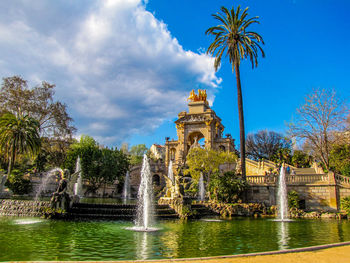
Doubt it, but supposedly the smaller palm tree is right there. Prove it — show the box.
[0,113,41,178]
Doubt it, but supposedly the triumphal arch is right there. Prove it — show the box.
[165,89,235,169]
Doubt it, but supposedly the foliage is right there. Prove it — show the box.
[206,6,265,179]
[41,207,67,219]
[329,144,350,176]
[208,171,247,203]
[34,137,75,172]
[291,150,311,168]
[0,113,41,175]
[272,148,292,165]
[129,144,148,165]
[288,190,299,209]
[184,147,237,182]
[184,181,199,198]
[246,130,291,162]
[64,135,129,194]
[0,76,76,138]
[341,196,350,215]
[4,169,32,195]
[288,88,349,170]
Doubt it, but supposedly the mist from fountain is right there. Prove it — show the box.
[123,171,131,204]
[277,166,290,221]
[198,173,205,201]
[73,156,82,197]
[35,167,63,200]
[168,160,174,184]
[127,154,158,232]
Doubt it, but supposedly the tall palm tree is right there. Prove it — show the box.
[206,6,265,180]
[0,113,41,178]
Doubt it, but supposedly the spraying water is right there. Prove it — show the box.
[73,156,82,197]
[134,155,156,231]
[123,171,131,204]
[277,166,289,221]
[198,173,205,201]
[35,168,63,200]
[167,160,174,184]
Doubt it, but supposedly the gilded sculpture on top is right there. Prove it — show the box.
[187,89,207,103]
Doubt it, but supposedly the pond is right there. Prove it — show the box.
[1,217,350,261]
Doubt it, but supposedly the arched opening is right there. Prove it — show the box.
[219,145,226,152]
[187,131,205,150]
[152,174,160,186]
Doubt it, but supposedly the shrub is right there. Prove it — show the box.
[208,171,247,203]
[288,190,299,209]
[341,196,350,215]
[5,169,32,195]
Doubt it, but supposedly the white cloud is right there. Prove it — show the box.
[0,0,221,146]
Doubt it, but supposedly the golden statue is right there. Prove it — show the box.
[187,89,207,102]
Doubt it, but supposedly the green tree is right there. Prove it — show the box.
[208,171,247,203]
[4,169,32,195]
[129,144,148,165]
[185,147,237,182]
[329,144,350,176]
[291,150,311,168]
[0,76,76,139]
[206,6,265,180]
[0,113,41,177]
[64,135,129,194]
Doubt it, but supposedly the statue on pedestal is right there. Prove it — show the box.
[50,169,71,211]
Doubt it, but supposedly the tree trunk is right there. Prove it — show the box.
[7,144,16,177]
[234,61,246,181]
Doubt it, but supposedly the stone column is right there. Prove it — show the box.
[328,171,339,211]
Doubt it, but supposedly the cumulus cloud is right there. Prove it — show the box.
[0,0,221,146]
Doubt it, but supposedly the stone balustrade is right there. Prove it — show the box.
[247,174,329,186]
[335,174,350,186]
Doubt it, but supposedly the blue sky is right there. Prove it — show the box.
[0,0,349,149]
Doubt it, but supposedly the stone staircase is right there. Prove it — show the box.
[68,203,178,220]
[190,203,220,219]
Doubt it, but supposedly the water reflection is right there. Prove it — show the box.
[136,232,149,260]
[1,217,350,261]
[277,221,289,250]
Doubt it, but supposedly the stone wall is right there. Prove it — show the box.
[247,183,350,212]
[339,187,350,199]
[0,199,50,217]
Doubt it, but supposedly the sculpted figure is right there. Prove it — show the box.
[187,89,207,102]
[50,169,71,211]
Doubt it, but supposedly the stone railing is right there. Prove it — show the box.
[247,174,329,186]
[286,174,329,184]
[246,175,276,185]
[335,174,350,187]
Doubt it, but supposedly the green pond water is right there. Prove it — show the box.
[1,217,350,261]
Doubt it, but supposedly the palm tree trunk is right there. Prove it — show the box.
[7,144,16,177]
[234,61,246,181]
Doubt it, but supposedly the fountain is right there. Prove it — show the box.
[167,160,174,184]
[198,173,205,201]
[276,165,290,221]
[73,157,82,197]
[35,168,63,201]
[123,171,131,204]
[128,154,158,232]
